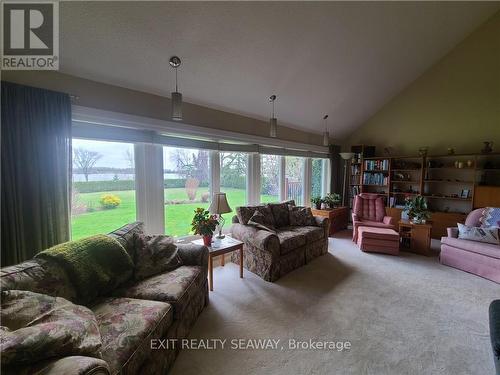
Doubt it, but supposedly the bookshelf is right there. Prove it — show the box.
[348,145,375,209]
[349,151,500,238]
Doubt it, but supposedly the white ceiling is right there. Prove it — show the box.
[60,1,499,139]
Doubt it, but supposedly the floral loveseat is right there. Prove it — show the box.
[230,200,329,282]
[0,222,208,375]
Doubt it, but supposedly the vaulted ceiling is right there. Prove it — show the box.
[59,1,499,139]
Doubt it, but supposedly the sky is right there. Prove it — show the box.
[72,139,196,170]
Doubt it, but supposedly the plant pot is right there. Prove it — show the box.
[202,235,213,247]
[315,203,322,210]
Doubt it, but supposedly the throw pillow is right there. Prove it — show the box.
[0,290,102,366]
[269,201,295,228]
[289,206,317,226]
[133,234,183,281]
[457,223,499,245]
[479,207,500,228]
[236,205,264,225]
[247,211,276,233]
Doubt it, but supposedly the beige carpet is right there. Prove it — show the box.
[171,230,498,375]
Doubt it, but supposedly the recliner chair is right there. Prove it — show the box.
[352,193,395,242]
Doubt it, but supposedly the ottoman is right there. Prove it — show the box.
[357,226,400,255]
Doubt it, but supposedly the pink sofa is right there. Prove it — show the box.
[352,193,395,242]
[440,208,500,283]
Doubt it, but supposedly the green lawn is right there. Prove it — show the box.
[72,187,275,240]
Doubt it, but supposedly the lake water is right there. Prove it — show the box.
[73,173,182,182]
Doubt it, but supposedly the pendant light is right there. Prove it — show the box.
[169,56,182,121]
[322,114,329,146]
[269,94,277,138]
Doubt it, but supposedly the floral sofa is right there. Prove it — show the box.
[0,222,209,375]
[230,200,329,282]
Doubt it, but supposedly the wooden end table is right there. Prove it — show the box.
[311,207,349,236]
[398,220,432,256]
[191,236,244,291]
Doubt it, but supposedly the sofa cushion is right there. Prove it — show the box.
[269,201,295,228]
[457,223,499,245]
[108,221,145,259]
[92,297,172,375]
[276,230,306,254]
[133,234,183,281]
[0,259,78,302]
[1,290,102,366]
[112,265,204,320]
[248,210,276,233]
[289,206,317,226]
[441,236,500,260]
[289,226,324,243]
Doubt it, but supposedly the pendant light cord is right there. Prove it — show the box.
[175,68,178,92]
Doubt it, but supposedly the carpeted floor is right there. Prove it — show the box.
[171,230,498,375]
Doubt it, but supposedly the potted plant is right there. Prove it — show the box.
[311,196,323,210]
[404,196,430,224]
[191,208,219,246]
[323,193,341,209]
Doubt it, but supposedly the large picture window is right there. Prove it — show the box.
[220,152,247,221]
[285,156,304,205]
[163,147,211,237]
[260,154,280,203]
[71,139,136,240]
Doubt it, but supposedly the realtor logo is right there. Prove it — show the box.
[1,1,59,70]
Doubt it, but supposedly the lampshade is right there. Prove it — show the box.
[322,131,330,146]
[339,152,355,160]
[270,118,277,138]
[171,91,182,121]
[208,193,232,214]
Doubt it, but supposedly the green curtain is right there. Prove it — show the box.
[1,81,72,266]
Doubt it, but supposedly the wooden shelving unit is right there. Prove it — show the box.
[351,151,500,238]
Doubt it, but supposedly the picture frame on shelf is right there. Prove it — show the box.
[460,189,470,199]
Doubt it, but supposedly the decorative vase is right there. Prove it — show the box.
[481,141,493,154]
[454,161,459,168]
[467,160,473,168]
[458,161,464,169]
[202,235,213,247]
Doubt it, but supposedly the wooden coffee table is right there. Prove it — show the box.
[191,236,244,291]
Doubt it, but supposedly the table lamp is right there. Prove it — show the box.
[208,193,232,239]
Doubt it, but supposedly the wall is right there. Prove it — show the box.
[344,11,500,156]
[1,70,325,146]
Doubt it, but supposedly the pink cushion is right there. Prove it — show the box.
[440,244,500,283]
[353,194,385,222]
[357,226,399,255]
[358,226,399,240]
[441,236,500,260]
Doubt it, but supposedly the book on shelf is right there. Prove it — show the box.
[364,159,389,171]
[363,173,388,185]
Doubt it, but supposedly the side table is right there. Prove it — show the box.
[191,236,244,291]
[311,207,349,236]
[398,220,432,256]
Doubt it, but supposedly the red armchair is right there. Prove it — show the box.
[352,193,395,242]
